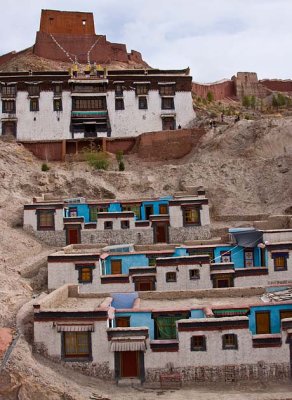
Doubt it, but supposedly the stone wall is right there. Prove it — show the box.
[145,362,290,383]
[169,226,211,242]
[192,80,236,100]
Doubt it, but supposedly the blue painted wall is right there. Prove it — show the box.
[108,203,122,212]
[104,254,150,275]
[213,246,262,268]
[115,311,155,339]
[191,309,205,318]
[249,304,292,334]
[67,204,90,222]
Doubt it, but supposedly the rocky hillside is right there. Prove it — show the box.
[0,116,291,399]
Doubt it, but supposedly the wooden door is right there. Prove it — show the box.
[255,311,271,334]
[67,228,80,244]
[116,317,130,327]
[155,223,168,244]
[111,260,122,275]
[120,351,139,378]
[2,121,16,137]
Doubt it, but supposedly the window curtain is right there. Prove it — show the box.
[156,316,181,339]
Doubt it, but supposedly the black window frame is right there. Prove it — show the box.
[189,269,200,280]
[54,84,62,96]
[138,96,148,110]
[75,264,95,284]
[166,271,177,282]
[115,84,124,97]
[161,97,175,110]
[53,98,63,112]
[1,85,16,97]
[28,85,40,97]
[159,85,175,96]
[272,252,289,271]
[191,335,206,351]
[30,98,39,112]
[121,220,130,229]
[115,98,125,111]
[104,221,113,230]
[222,333,238,350]
[182,207,201,226]
[36,209,55,231]
[2,100,16,113]
[136,84,149,96]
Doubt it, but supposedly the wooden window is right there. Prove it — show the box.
[136,85,149,95]
[111,260,122,274]
[213,276,233,288]
[2,100,15,113]
[159,85,175,96]
[1,85,16,97]
[115,98,124,110]
[255,311,270,334]
[189,269,200,280]
[183,208,200,226]
[37,210,55,230]
[189,248,214,261]
[222,334,238,350]
[272,253,288,271]
[161,97,174,110]
[159,204,168,214]
[63,332,91,359]
[104,221,113,230]
[72,97,106,111]
[154,313,187,339]
[166,271,176,282]
[89,206,97,221]
[28,85,40,96]
[53,98,63,111]
[121,220,130,229]
[116,317,130,327]
[280,310,292,320]
[30,98,39,112]
[191,335,206,351]
[138,96,148,109]
[122,205,141,219]
[244,248,254,268]
[77,266,93,283]
[115,84,123,96]
[220,251,231,263]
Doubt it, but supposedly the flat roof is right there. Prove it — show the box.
[43,297,106,311]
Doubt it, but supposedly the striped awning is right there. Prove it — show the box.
[56,324,94,332]
[110,336,146,352]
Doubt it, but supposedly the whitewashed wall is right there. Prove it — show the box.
[169,205,210,228]
[6,91,72,141]
[263,230,292,243]
[23,208,63,231]
[107,90,195,138]
[96,216,136,231]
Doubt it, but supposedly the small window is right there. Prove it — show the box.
[191,335,206,351]
[115,84,123,97]
[159,204,168,214]
[69,208,78,217]
[222,334,238,350]
[183,208,200,226]
[121,220,130,229]
[115,98,124,110]
[166,271,177,282]
[189,269,200,280]
[53,98,63,111]
[161,97,174,110]
[148,257,156,267]
[104,221,113,230]
[116,317,130,327]
[54,84,62,95]
[89,206,98,222]
[30,98,39,112]
[2,85,16,97]
[28,85,40,97]
[160,85,175,96]
[82,19,86,26]
[273,253,288,271]
[136,85,149,96]
[2,100,15,113]
[37,210,55,230]
[220,251,231,263]
[63,332,91,360]
[138,96,148,110]
[78,267,93,283]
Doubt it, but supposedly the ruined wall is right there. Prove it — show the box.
[0,51,17,66]
[192,80,236,100]
[260,79,292,93]
[235,72,270,99]
[39,10,95,35]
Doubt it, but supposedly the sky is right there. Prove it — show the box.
[0,0,291,82]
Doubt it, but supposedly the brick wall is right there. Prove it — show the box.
[192,80,236,100]
[0,51,17,66]
[39,10,95,35]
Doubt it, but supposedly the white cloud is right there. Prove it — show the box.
[1,0,292,81]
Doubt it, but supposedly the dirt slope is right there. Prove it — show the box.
[0,116,292,398]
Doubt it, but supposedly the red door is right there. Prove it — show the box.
[68,228,79,244]
[121,351,139,378]
[155,223,168,243]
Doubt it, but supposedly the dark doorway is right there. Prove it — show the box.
[213,276,233,288]
[84,124,97,138]
[120,351,139,378]
[154,222,169,244]
[2,121,16,137]
[111,260,122,275]
[162,117,175,130]
[135,280,155,291]
[145,206,153,220]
